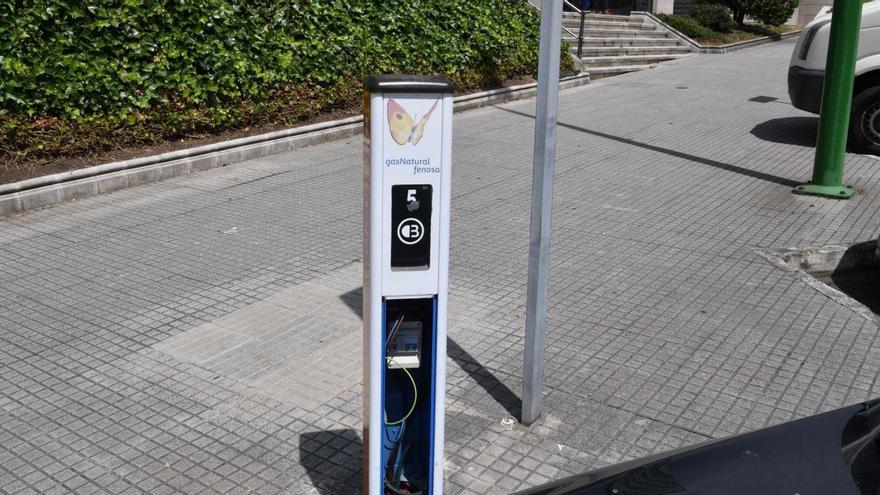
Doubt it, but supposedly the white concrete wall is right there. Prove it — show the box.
[793,0,834,25]
[652,0,675,14]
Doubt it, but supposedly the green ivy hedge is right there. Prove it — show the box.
[1,0,574,163]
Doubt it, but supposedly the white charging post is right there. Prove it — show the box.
[363,75,453,495]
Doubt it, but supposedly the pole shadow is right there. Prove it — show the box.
[447,337,522,421]
[299,429,363,494]
[494,106,800,187]
[750,116,819,148]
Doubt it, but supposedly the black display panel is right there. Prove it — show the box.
[391,184,432,269]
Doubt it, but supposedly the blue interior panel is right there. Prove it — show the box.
[381,297,437,494]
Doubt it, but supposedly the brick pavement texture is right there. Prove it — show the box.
[3,40,880,494]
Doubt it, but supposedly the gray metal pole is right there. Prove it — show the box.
[522,0,563,426]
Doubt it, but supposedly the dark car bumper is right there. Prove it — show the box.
[515,397,880,495]
[788,66,825,114]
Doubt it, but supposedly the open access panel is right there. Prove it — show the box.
[363,75,453,495]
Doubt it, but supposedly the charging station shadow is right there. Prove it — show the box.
[341,287,522,420]
[751,116,819,148]
[339,287,363,319]
[299,429,362,494]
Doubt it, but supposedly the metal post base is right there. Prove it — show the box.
[793,182,854,199]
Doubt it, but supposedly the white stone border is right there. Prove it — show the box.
[635,11,803,54]
[0,73,591,217]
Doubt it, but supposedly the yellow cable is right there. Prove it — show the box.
[385,357,418,426]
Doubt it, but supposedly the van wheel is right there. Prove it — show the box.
[850,87,880,155]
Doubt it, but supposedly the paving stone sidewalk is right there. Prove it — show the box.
[2,39,880,494]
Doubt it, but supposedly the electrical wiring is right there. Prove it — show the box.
[384,364,412,491]
[385,313,406,351]
[384,356,418,426]
[384,480,422,495]
[384,412,406,443]
[383,416,405,488]
[392,444,409,485]
[382,313,422,493]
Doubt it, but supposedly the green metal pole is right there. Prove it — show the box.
[794,0,863,199]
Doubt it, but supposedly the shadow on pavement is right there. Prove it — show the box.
[748,95,781,103]
[340,287,522,419]
[751,116,819,148]
[830,241,880,315]
[494,106,800,188]
[340,287,363,319]
[300,429,362,494]
[447,337,522,421]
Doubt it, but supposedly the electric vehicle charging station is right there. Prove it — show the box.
[363,75,453,495]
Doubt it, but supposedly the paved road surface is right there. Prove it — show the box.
[2,39,880,494]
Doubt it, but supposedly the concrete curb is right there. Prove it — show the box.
[635,11,802,54]
[691,30,803,54]
[0,73,590,217]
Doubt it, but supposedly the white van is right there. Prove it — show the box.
[789,1,880,153]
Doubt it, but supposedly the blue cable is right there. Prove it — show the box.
[385,313,405,350]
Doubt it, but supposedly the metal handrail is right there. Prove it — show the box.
[562,0,582,12]
[528,0,646,59]
[527,0,586,57]
[576,9,586,57]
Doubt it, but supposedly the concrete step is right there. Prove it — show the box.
[572,45,692,56]
[585,64,657,80]
[562,18,650,29]
[578,53,690,67]
[565,28,671,38]
[563,19,654,30]
[562,12,639,23]
[574,37,683,47]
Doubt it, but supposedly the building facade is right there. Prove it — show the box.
[664,0,833,26]
[531,0,834,26]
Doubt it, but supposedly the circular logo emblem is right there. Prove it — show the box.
[397,218,425,245]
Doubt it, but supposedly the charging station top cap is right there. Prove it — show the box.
[365,75,453,94]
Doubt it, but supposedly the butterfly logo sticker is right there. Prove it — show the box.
[387,99,439,146]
